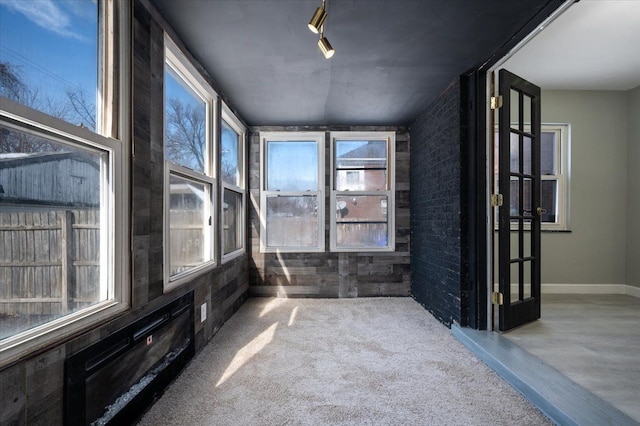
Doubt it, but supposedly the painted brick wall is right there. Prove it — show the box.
[0,2,248,424]
[410,79,463,326]
[249,126,410,298]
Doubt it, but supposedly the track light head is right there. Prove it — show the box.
[318,36,335,59]
[308,6,327,34]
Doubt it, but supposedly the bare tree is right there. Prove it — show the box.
[65,87,96,130]
[0,61,97,153]
[165,97,205,171]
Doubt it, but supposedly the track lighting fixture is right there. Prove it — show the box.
[308,0,335,59]
[318,33,335,59]
[307,1,327,34]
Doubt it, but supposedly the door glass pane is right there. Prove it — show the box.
[523,260,532,299]
[522,178,533,217]
[221,120,240,187]
[165,67,207,173]
[510,261,519,303]
[510,89,520,130]
[541,180,558,223]
[523,228,531,259]
[541,131,557,175]
[509,179,518,220]
[266,195,318,247]
[169,174,207,276]
[510,232,520,260]
[0,125,107,339]
[223,189,242,255]
[0,0,99,131]
[509,133,519,173]
[523,136,532,175]
[267,141,318,191]
[523,94,532,126]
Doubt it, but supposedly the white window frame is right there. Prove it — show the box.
[330,131,396,252]
[220,103,246,262]
[539,123,570,231]
[494,123,570,231]
[163,35,218,291]
[0,0,130,367]
[259,132,325,253]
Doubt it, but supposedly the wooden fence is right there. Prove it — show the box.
[0,209,100,324]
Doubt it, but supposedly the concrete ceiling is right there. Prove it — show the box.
[149,0,558,126]
[501,0,640,91]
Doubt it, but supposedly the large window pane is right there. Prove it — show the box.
[336,223,388,248]
[0,0,98,130]
[336,195,388,222]
[0,125,107,340]
[541,131,558,175]
[335,140,387,191]
[221,120,240,187]
[267,141,318,191]
[168,174,208,277]
[541,180,557,223]
[266,196,318,248]
[223,189,242,255]
[165,67,207,173]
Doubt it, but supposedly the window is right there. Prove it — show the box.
[495,124,570,231]
[260,132,324,252]
[221,104,246,261]
[330,132,395,251]
[164,36,217,290]
[0,0,129,365]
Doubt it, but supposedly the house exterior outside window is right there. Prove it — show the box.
[330,131,396,251]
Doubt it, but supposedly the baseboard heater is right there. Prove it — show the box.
[65,292,195,425]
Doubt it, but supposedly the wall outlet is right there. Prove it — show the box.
[201,302,207,323]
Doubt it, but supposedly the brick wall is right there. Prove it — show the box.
[0,2,248,424]
[249,126,410,298]
[410,79,463,326]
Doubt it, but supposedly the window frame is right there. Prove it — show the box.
[0,0,130,367]
[494,123,571,231]
[220,103,246,262]
[330,131,396,252]
[163,35,219,292]
[259,132,325,253]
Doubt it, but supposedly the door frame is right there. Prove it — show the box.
[460,0,570,330]
[481,1,574,330]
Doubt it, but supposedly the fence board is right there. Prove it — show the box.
[0,209,100,323]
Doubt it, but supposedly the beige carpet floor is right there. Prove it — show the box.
[139,298,551,425]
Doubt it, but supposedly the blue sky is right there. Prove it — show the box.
[0,0,97,107]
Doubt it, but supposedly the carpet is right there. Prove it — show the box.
[138,297,551,425]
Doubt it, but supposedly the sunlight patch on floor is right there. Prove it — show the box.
[216,322,278,387]
[288,306,299,327]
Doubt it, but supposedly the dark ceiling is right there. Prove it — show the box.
[149,0,556,127]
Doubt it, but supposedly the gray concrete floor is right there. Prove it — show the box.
[503,294,640,422]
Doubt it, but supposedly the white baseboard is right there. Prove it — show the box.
[502,283,640,298]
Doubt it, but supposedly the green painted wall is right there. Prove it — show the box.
[626,86,640,288]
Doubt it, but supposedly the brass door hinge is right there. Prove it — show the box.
[491,194,503,207]
[491,292,504,305]
[491,95,503,110]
